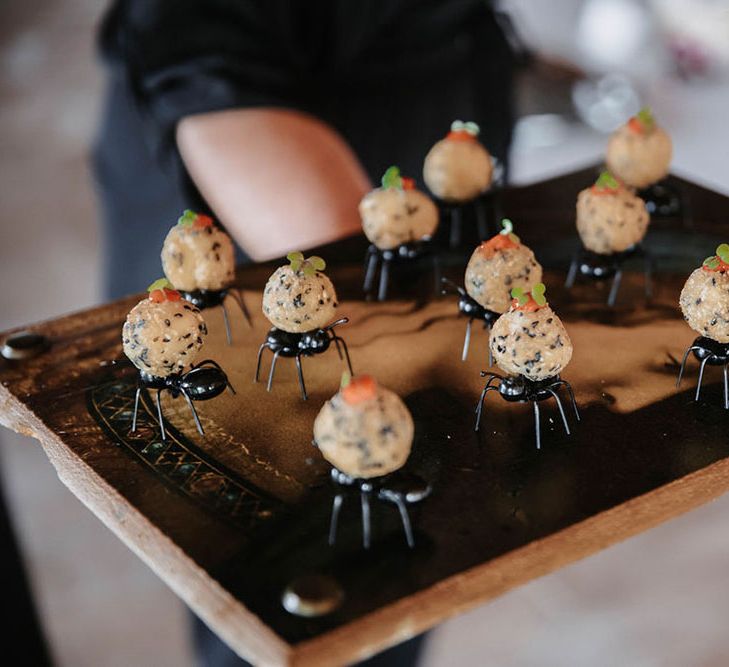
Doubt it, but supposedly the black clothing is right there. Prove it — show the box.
[94,0,515,298]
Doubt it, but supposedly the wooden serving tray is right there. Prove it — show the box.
[1,167,727,666]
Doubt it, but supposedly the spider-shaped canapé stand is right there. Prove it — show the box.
[180,288,251,345]
[326,468,432,549]
[255,318,353,400]
[363,241,441,302]
[441,278,499,363]
[565,243,654,307]
[638,179,690,225]
[475,372,580,450]
[676,336,729,409]
[132,359,235,440]
[433,159,505,249]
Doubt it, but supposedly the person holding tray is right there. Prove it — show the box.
[93,1,518,665]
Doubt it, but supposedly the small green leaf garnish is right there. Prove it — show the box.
[147,278,173,292]
[303,256,326,277]
[532,283,547,306]
[381,166,403,190]
[511,286,528,306]
[288,252,326,277]
[177,209,197,226]
[636,106,655,131]
[309,256,326,271]
[703,256,720,270]
[450,120,480,136]
[500,218,520,244]
[287,251,304,272]
[595,171,619,190]
[340,370,351,388]
[717,244,729,264]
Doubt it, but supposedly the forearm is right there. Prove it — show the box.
[176,108,371,261]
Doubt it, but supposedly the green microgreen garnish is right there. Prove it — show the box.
[451,120,480,136]
[340,370,351,388]
[717,244,729,264]
[595,171,619,190]
[532,283,547,306]
[703,244,729,269]
[381,166,403,190]
[511,286,529,306]
[636,106,655,131]
[147,278,173,292]
[177,209,198,226]
[500,218,521,244]
[287,252,326,277]
[511,283,547,307]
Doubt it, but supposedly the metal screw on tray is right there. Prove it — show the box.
[282,574,344,617]
[1,332,49,360]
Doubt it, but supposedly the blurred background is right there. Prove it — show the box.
[1,0,728,665]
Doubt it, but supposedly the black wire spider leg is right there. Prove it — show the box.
[132,387,141,432]
[361,488,372,549]
[533,401,541,450]
[221,299,233,345]
[328,493,344,546]
[643,253,654,300]
[378,258,390,302]
[474,384,499,432]
[332,335,354,375]
[254,344,267,383]
[546,388,570,436]
[363,247,379,293]
[181,390,205,436]
[449,208,462,248]
[225,289,252,328]
[565,254,579,289]
[486,324,494,367]
[695,355,711,401]
[392,496,415,548]
[295,355,308,400]
[676,345,702,388]
[475,199,488,241]
[432,253,442,297]
[554,379,580,421]
[156,389,167,441]
[462,318,473,361]
[267,350,281,392]
[608,268,623,307]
